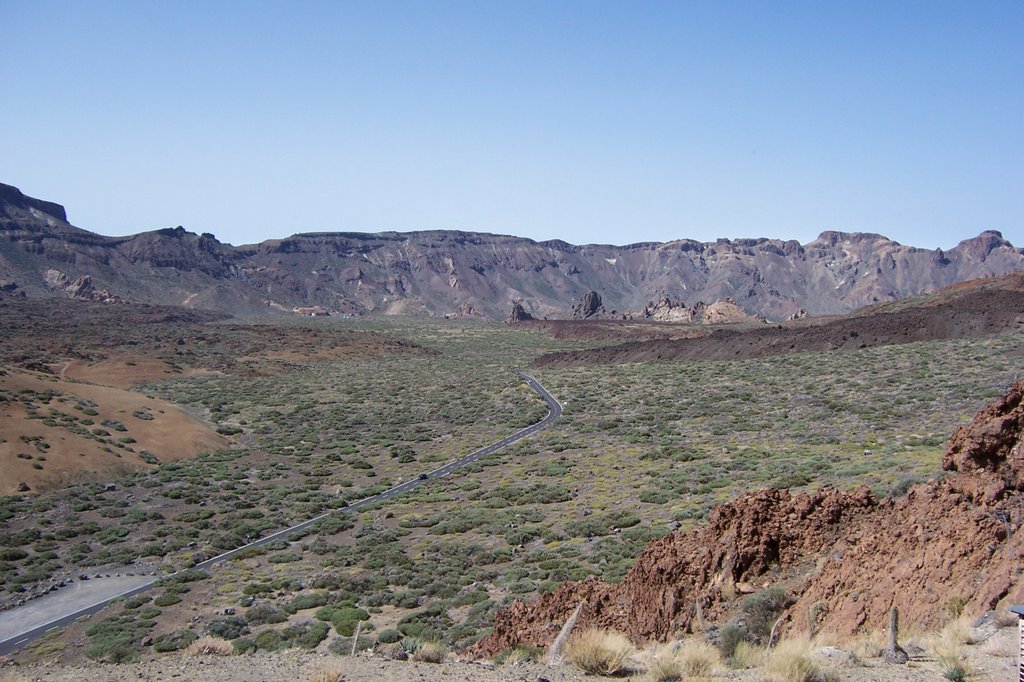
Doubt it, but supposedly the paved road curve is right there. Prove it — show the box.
[0,371,561,656]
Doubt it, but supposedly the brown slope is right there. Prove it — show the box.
[472,382,1024,656]
[0,297,433,380]
[533,275,1024,366]
[0,366,227,495]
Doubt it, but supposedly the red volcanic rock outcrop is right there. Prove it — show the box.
[473,487,876,656]
[943,379,1024,501]
[789,476,1022,638]
[473,382,1024,657]
[790,384,1024,636]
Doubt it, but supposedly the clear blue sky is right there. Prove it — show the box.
[2,1,1021,248]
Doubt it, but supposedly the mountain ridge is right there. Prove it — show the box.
[2,181,1021,320]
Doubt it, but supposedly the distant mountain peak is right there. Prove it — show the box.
[2,182,1022,320]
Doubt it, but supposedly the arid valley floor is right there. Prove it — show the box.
[1,274,1023,681]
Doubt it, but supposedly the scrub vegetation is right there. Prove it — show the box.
[1,314,1020,663]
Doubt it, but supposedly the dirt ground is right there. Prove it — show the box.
[0,367,226,494]
[1,625,1017,681]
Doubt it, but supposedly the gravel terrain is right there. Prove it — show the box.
[1,626,1017,682]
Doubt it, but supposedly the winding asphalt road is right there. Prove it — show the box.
[0,370,561,656]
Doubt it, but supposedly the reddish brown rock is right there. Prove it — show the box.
[789,476,1023,638]
[943,379,1024,500]
[473,382,1024,657]
[472,487,875,656]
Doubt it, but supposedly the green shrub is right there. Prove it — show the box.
[254,629,283,651]
[286,621,330,649]
[741,587,791,641]
[207,617,249,640]
[377,628,402,644]
[153,592,182,607]
[717,623,746,659]
[83,615,155,663]
[285,591,330,613]
[245,603,288,625]
[231,638,256,655]
[152,629,198,652]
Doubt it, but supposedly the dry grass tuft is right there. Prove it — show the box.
[502,645,542,665]
[185,635,235,656]
[647,639,720,681]
[308,662,346,682]
[846,629,886,661]
[730,640,767,669]
[646,649,685,682]
[410,640,447,663]
[928,627,972,682]
[980,632,1014,658]
[565,628,636,675]
[937,615,982,647]
[760,637,833,682]
[992,610,1017,628]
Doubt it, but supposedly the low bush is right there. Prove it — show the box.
[152,629,198,653]
[376,628,402,644]
[153,592,182,607]
[207,616,249,640]
[231,638,256,655]
[83,615,155,663]
[402,637,447,663]
[246,603,288,625]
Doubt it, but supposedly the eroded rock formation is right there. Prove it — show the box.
[505,301,535,324]
[44,269,123,304]
[572,291,606,319]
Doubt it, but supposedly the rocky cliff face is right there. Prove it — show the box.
[3,182,1023,319]
[472,382,1024,655]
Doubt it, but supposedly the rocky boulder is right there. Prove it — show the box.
[572,291,605,319]
[0,279,26,299]
[638,296,698,322]
[702,298,754,324]
[943,379,1024,501]
[505,301,535,324]
[44,269,123,304]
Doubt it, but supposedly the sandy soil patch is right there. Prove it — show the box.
[0,367,227,494]
[54,356,219,389]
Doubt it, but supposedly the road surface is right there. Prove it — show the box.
[0,371,561,656]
